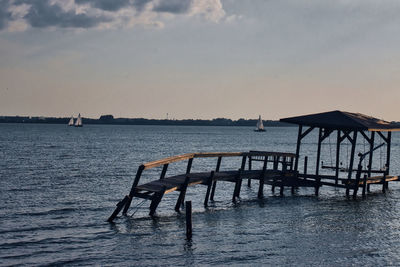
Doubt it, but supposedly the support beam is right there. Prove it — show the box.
[368,131,375,178]
[335,130,341,185]
[315,128,323,196]
[175,176,190,212]
[258,157,268,199]
[149,186,166,216]
[204,171,215,207]
[294,125,302,171]
[346,131,358,197]
[232,169,242,202]
[122,165,145,215]
[247,156,252,187]
[160,164,169,180]
[210,156,222,201]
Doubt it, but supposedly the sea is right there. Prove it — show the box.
[1,124,400,266]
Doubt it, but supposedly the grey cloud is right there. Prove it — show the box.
[0,0,11,30]
[133,0,152,11]
[153,0,192,14]
[19,0,110,28]
[74,0,131,12]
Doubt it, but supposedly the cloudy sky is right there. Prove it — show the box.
[0,0,400,120]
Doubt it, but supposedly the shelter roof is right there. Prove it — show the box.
[280,110,400,131]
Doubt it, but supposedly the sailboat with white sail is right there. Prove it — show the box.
[74,113,83,127]
[254,115,265,132]
[68,116,74,126]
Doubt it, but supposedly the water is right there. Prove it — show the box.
[1,124,400,266]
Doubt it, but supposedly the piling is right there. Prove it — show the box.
[185,201,192,240]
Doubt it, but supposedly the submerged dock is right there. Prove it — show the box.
[108,111,400,222]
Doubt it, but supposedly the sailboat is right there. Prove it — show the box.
[74,113,83,127]
[254,115,265,132]
[68,116,74,126]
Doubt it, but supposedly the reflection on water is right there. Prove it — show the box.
[1,124,400,266]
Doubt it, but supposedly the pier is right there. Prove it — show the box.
[108,111,400,222]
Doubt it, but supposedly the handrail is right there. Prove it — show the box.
[142,151,296,170]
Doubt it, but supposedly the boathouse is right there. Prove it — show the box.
[108,110,400,222]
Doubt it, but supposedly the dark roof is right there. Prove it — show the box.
[280,110,400,131]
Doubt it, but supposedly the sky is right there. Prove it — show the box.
[0,0,400,121]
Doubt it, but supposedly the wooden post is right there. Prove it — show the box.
[386,131,392,177]
[294,125,303,171]
[149,186,166,216]
[303,156,308,179]
[107,195,130,222]
[247,156,252,187]
[335,130,341,186]
[204,171,214,207]
[258,157,268,199]
[367,131,375,178]
[315,128,323,196]
[175,176,190,212]
[362,174,367,198]
[210,156,222,201]
[353,163,362,199]
[346,131,357,197]
[122,164,145,215]
[382,173,387,193]
[235,156,247,198]
[160,164,169,180]
[185,201,192,240]
[232,168,242,202]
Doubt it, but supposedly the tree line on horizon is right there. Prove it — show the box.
[0,115,294,127]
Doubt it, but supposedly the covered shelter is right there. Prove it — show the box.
[280,110,400,197]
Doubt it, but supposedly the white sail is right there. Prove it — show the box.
[75,113,82,127]
[68,116,74,126]
[256,115,264,130]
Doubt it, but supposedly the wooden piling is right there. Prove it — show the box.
[204,171,214,207]
[362,174,367,198]
[185,201,192,240]
[175,176,190,212]
[210,156,222,201]
[258,157,268,199]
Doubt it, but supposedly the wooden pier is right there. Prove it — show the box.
[108,111,400,222]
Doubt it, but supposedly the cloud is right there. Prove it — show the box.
[0,0,11,30]
[153,0,192,14]
[20,0,110,28]
[74,0,131,12]
[0,0,227,32]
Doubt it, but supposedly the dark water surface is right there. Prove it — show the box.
[1,124,400,266]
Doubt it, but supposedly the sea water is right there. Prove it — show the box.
[1,124,400,266]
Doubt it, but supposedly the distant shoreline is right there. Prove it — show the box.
[0,115,294,127]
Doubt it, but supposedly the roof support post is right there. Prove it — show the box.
[294,125,302,172]
[367,131,375,178]
[386,132,391,175]
[346,131,358,197]
[335,130,341,185]
[315,128,323,196]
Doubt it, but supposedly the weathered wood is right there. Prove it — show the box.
[315,128,323,196]
[353,163,362,199]
[362,174,367,198]
[247,156,252,187]
[149,186,166,216]
[204,171,214,207]
[122,165,145,215]
[368,131,375,178]
[258,157,268,199]
[386,131,391,174]
[210,156,222,201]
[382,173,387,193]
[160,164,169,180]
[232,169,242,202]
[186,201,192,240]
[335,130,341,185]
[346,131,358,197]
[107,195,130,222]
[294,125,302,171]
[175,176,190,212]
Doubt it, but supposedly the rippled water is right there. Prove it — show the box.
[1,124,400,266]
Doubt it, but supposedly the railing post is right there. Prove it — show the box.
[210,156,222,201]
